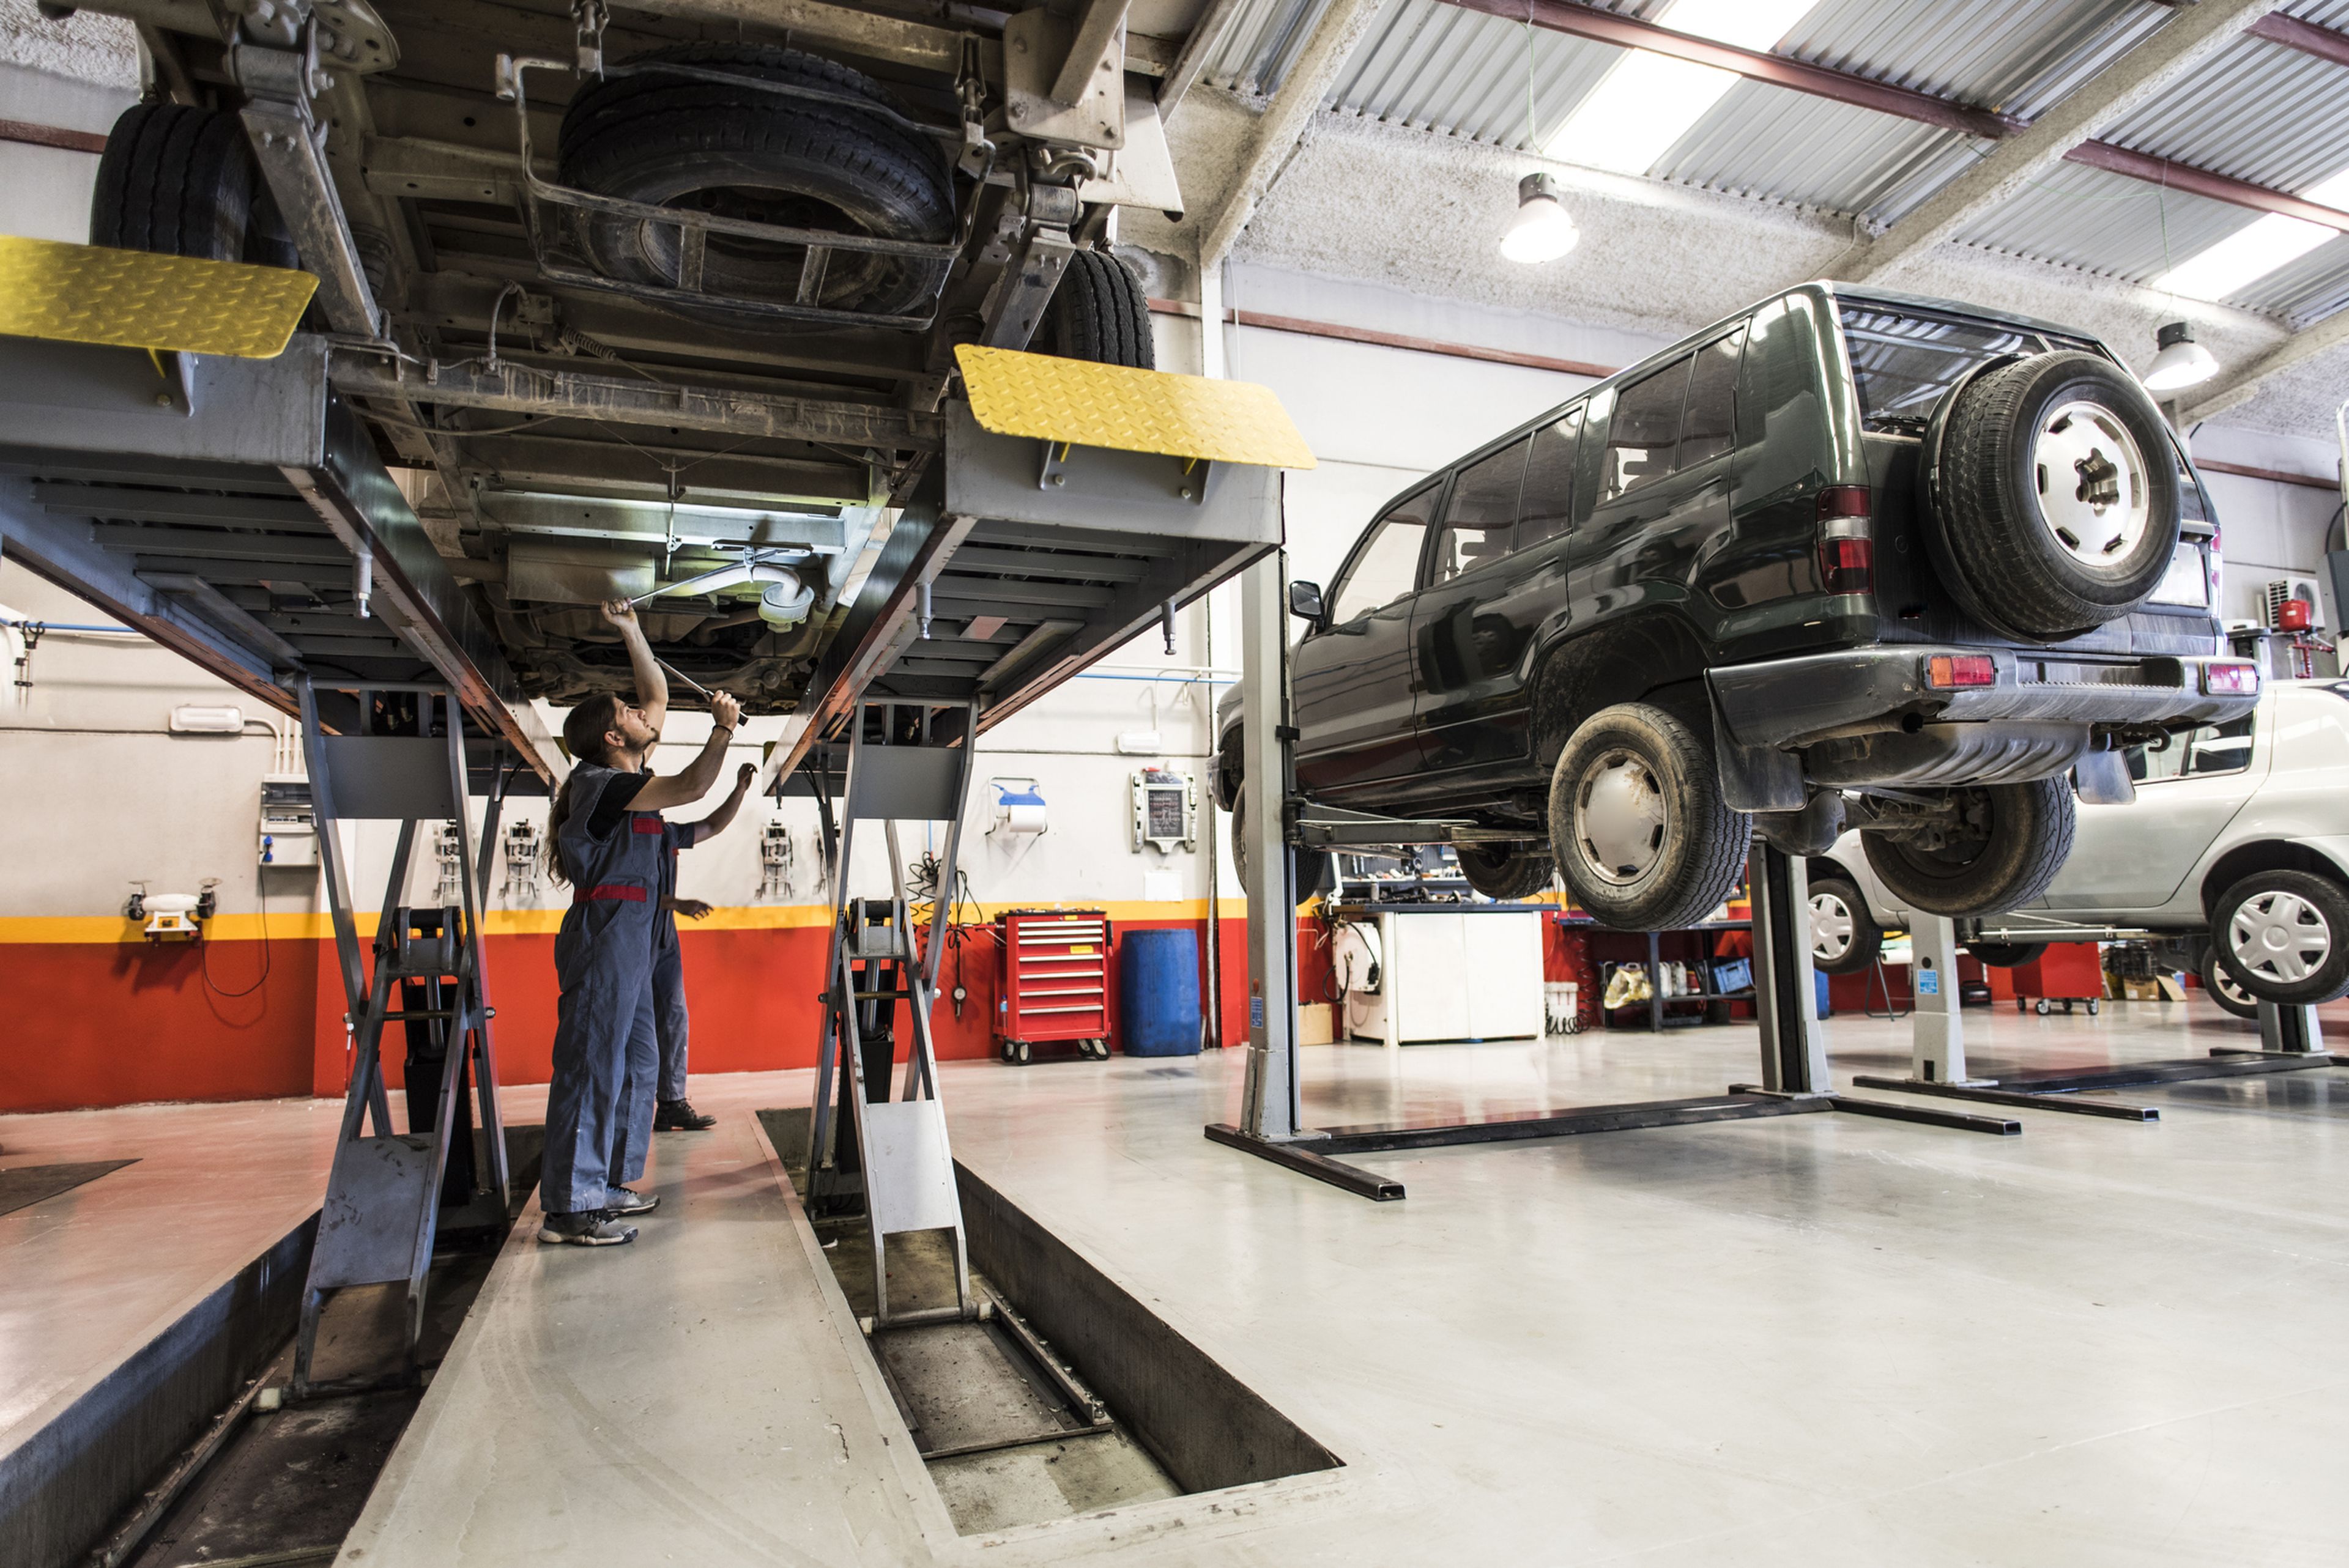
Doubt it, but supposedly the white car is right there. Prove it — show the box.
[1807,680,2349,1014]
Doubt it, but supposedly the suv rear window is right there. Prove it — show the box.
[1839,305,2091,431]
[1432,437,1530,582]
[1603,356,1691,500]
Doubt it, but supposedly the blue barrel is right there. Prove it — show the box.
[1119,929,1202,1057]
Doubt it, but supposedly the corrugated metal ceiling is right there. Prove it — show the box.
[1196,0,2349,325]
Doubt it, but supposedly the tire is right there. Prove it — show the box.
[1808,876,1881,974]
[1929,350,2182,642]
[558,43,954,324]
[91,102,298,267]
[1861,777,2076,919]
[1457,844,1554,903]
[1965,941,2048,969]
[1548,701,1748,931]
[2199,945,2262,1021]
[1036,249,1154,366]
[2211,871,2349,1006]
[1230,793,1333,909]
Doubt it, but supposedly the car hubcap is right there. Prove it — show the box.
[2032,401,2151,569]
[2228,890,2331,985]
[2210,964,2254,1010]
[1576,749,1667,884]
[1811,893,1854,962]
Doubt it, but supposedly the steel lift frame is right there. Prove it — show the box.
[1207,555,2022,1204]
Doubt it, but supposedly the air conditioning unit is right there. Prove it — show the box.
[2264,577,2326,632]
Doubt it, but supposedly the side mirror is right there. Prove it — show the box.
[1288,580,1325,623]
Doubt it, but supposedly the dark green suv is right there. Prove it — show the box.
[1215,283,2260,931]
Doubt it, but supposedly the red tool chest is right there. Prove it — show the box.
[995,908,1111,1064]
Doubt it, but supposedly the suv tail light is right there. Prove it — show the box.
[2202,661,2260,695]
[1926,654,1996,688]
[1816,486,1872,594]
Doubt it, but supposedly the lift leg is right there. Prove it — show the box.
[1909,914,1973,1085]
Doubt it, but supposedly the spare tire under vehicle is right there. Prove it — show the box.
[1036,250,1155,368]
[1861,777,2076,919]
[1456,843,1555,903]
[558,43,955,324]
[91,102,299,267]
[1928,350,2182,642]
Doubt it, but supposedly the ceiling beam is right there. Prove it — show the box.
[1157,0,1248,123]
[2179,306,2349,425]
[1197,0,1386,271]
[1822,0,2285,283]
[2249,11,2349,70]
[2062,141,2349,234]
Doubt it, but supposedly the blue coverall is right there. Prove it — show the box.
[540,764,666,1216]
[653,818,710,1103]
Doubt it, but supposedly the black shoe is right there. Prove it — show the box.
[538,1210,637,1246]
[655,1099,717,1131]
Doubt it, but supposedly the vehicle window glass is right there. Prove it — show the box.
[1679,327,1743,467]
[1432,437,1531,582]
[1603,357,1691,501]
[1327,490,1434,624]
[1839,305,2047,431]
[1520,404,1583,545]
[2125,713,2255,782]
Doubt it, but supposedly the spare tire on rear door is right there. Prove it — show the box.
[557,43,955,326]
[1927,350,2181,642]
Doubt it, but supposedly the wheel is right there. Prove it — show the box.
[1928,350,2182,641]
[558,43,955,324]
[1230,792,1334,909]
[2035,998,2050,1016]
[1014,1040,1031,1065]
[1036,250,1154,367]
[2199,945,2262,1020]
[2211,871,2349,1006]
[1457,843,1555,902]
[1548,701,1748,931]
[2087,999,2099,1016]
[91,102,298,266]
[1965,941,2048,969]
[1807,875,1882,975]
[1861,777,2076,918]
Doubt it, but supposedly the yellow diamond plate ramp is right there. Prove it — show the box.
[955,345,1316,469]
[0,236,317,359]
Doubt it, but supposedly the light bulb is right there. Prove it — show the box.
[1502,173,1579,265]
[2142,320,2219,391]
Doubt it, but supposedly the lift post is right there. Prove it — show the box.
[291,678,510,1397]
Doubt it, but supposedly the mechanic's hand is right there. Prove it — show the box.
[735,763,756,792]
[674,897,714,920]
[709,690,742,731]
[599,597,638,629]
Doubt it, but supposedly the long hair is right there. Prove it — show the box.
[546,693,624,886]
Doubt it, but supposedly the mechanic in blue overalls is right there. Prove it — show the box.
[649,760,757,1132]
[538,599,742,1247]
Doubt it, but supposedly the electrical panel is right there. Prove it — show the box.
[1129,768,1195,854]
[258,779,319,867]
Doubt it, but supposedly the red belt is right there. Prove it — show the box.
[573,884,648,904]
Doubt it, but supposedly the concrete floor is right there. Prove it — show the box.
[10,996,2349,1565]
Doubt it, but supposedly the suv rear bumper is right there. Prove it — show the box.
[1710,646,2258,751]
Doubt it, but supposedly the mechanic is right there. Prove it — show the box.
[537,599,741,1247]
[649,760,758,1132]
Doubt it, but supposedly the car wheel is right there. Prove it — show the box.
[1035,250,1154,367]
[558,43,954,325]
[1230,793,1333,909]
[91,102,299,267]
[2212,871,2349,1006]
[1808,876,1882,974]
[1965,942,2048,969]
[2199,946,2262,1020]
[1548,702,1748,931]
[1928,351,2182,642]
[1457,844,1554,902]
[1861,777,2076,919]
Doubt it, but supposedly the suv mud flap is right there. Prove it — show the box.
[1712,706,1805,813]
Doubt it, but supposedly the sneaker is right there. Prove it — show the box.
[538,1210,637,1246]
[655,1099,718,1131]
[604,1186,659,1215]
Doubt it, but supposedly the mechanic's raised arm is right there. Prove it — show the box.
[601,597,667,737]
[631,692,740,811]
[689,763,757,840]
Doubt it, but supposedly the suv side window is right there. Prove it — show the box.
[2126,713,2255,782]
[1603,356,1692,501]
[1518,404,1584,545]
[1327,488,1436,626]
[1430,437,1531,583]
[1679,327,1744,467]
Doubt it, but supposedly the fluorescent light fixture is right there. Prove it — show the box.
[1542,0,1817,175]
[2142,320,2218,391]
[2153,166,2349,302]
[1502,172,1580,264]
